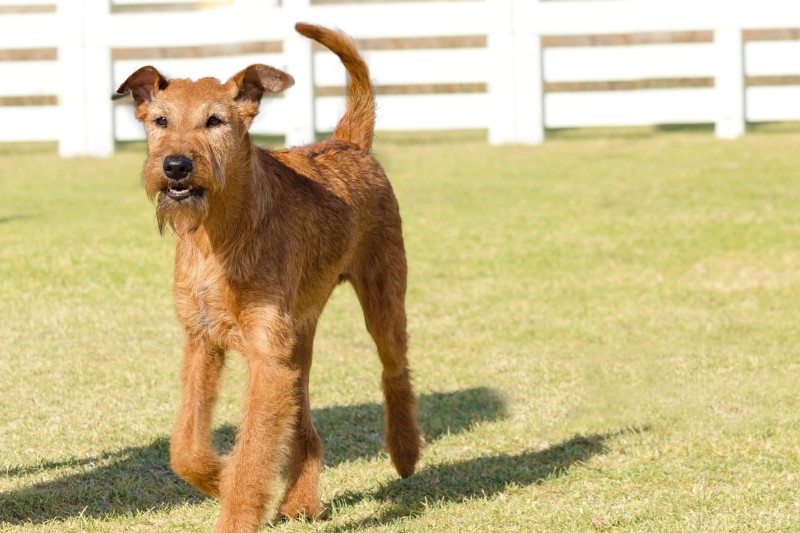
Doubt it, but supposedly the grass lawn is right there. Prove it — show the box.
[1,125,799,531]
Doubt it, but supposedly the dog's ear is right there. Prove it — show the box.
[116,65,169,106]
[229,64,294,103]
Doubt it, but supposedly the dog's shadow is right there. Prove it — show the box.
[0,387,617,526]
[212,386,510,466]
[322,430,623,531]
[0,214,36,225]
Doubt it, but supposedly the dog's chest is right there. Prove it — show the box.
[173,261,243,351]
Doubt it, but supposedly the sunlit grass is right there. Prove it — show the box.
[2,126,799,531]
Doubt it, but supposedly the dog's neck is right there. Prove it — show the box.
[184,141,277,276]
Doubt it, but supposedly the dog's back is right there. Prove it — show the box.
[267,23,397,286]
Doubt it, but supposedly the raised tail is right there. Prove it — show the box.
[295,23,375,152]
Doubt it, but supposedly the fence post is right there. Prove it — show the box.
[487,0,515,144]
[514,1,544,146]
[282,0,315,147]
[714,26,746,139]
[487,0,543,145]
[56,0,84,157]
[56,0,114,157]
[83,0,114,156]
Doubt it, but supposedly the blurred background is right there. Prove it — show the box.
[1,0,800,156]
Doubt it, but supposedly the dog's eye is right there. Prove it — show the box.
[206,115,223,127]
[155,116,167,127]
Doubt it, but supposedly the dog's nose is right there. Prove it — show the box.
[163,156,193,180]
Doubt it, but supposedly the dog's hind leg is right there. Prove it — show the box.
[350,232,424,478]
[279,323,324,519]
[170,338,226,497]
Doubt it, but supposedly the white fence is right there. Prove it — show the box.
[1,0,800,156]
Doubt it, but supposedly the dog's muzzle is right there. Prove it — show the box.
[162,156,204,201]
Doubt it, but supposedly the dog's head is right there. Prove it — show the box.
[117,64,294,234]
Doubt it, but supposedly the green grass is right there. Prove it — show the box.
[2,125,800,531]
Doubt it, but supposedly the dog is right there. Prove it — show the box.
[117,23,424,532]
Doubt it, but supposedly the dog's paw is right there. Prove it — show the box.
[279,497,325,521]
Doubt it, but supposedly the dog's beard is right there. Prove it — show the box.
[155,192,209,235]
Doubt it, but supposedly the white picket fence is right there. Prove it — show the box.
[1,0,800,156]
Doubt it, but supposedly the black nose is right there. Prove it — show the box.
[163,156,193,180]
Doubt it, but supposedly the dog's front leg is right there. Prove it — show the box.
[170,338,226,497]
[215,309,299,533]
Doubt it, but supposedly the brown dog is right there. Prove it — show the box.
[117,23,423,532]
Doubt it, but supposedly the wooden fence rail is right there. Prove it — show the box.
[0,0,799,156]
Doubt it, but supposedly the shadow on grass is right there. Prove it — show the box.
[546,123,715,141]
[319,385,508,467]
[0,438,197,524]
[324,428,640,531]
[0,214,36,225]
[0,387,506,524]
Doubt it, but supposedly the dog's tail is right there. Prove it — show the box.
[295,23,375,152]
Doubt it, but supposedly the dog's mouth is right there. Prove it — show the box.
[162,184,204,201]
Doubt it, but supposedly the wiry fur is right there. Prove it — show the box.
[117,23,423,532]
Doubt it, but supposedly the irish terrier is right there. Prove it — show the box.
[117,23,423,532]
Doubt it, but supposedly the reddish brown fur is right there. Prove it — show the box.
[118,23,423,532]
